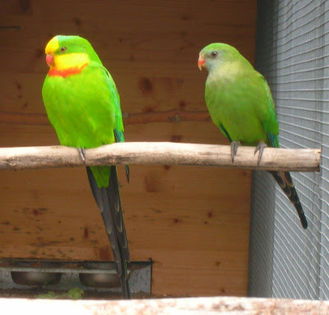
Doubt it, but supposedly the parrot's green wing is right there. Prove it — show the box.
[204,63,279,147]
[101,66,129,181]
[258,73,279,148]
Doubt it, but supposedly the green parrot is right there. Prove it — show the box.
[42,35,131,297]
[198,43,308,229]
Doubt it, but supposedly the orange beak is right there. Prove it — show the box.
[46,54,54,67]
[198,55,206,70]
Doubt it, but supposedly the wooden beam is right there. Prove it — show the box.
[0,296,328,314]
[0,142,320,172]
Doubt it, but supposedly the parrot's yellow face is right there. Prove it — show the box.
[45,36,89,72]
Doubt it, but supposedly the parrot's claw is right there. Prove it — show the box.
[255,141,267,165]
[78,148,86,164]
[230,141,240,163]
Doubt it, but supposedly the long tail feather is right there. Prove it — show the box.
[114,129,130,183]
[86,166,130,298]
[269,171,308,229]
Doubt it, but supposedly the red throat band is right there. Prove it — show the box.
[48,62,88,78]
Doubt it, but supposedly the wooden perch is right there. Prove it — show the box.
[0,142,320,172]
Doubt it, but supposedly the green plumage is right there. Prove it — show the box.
[42,37,123,187]
[42,35,130,297]
[202,43,279,147]
[199,43,307,229]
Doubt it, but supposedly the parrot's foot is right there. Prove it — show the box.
[255,141,267,165]
[78,148,86,164]
[230,141,240,162]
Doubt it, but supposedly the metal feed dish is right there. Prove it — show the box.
[0,259,152,298]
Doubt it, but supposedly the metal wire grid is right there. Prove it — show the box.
[249,0,329,300]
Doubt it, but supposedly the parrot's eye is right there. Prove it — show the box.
[210,51,218,58]
[60,46,67,52]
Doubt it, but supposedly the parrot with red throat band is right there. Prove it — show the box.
[198,42,308,229]
[42,35,131,297]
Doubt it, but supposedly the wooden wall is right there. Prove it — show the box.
[0,1,257,296]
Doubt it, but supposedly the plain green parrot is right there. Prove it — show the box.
[42,35,131,297]
[198,43,308,229]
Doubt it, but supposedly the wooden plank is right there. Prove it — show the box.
[0,0,257,119]
[0,72,210,116]
[0,1,257,61]
[0,166,250,295]
[0,167,112,260]
[0,297,328,314]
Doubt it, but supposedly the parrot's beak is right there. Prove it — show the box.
[45,36,59,68]
[46,54,54,67]
[198,55,206,70]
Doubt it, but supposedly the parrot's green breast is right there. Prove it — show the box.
[205,65,279,147]
[42,64,119,187]
[42,66,116,147]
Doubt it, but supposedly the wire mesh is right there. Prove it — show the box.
[249,0,329,300]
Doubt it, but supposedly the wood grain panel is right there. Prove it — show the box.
[0,0,257,116]
[0,0,257,296]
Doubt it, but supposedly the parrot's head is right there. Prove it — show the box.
[198,43,242,72]
[44,35,102,72]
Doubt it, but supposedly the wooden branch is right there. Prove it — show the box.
[0,296,328,314]
[0,142,320,172]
